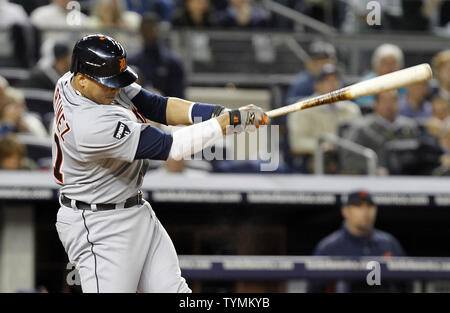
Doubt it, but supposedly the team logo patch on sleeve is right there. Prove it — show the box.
[114,121,131,139]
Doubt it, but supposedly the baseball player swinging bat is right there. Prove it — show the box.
[266,63,433,119]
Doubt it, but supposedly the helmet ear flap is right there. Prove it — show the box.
[70,49,79,74]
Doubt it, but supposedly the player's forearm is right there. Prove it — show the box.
[168,116,229,160]
[135,114,230,161]
[216,114,231,135]
[166,97,192,125]
[166,97,227,126]
[136,105,268,161]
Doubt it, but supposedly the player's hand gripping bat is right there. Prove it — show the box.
[266,63,433,119]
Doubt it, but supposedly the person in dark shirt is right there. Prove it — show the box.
[172,0,217,27]
[285,41,337,105]
[124,0,175,22]
[307,190,407,293]
[422,0,450,30]
[398,81,432,124]
[216,0,270,28]
[129,13,186,98]
[211,0,228,10]
[18,42,71,91]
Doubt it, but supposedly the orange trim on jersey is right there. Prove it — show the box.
[53,133,64,184]
[60,122,71,142]
[131,106,147,123]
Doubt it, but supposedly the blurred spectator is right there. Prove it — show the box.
[30,0,90,29]
[398,81,432,123]
[433,120,450,176]
[425,116,444,140]
[421,0,450,32]
[124,0,175,22]
[90,0,142,31]
[0,0,29,28]
[216,0,270,28]
[292,0,347,29]
[287,64,361,173]
[285,41,337,105]
[129,13,185,97]
[172,0,217,27]
[432,50,450,101]
[0,2,40,68]
[422,96,450,152]
[211,0,228,10]
[17,42,71,90]
[340,0,403,33]
[400,0,429,31]
[355,44,406,112]
[0,83,48,137]
[0,134,38,170]
[8,0,48,16]
[421,95,449,143]
[343,90,419,175]
[431,95,450,121]
[307,190,407,293]
[0,75,18,137]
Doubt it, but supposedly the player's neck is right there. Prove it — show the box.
[70,76,82,96]
[71,76,91,101]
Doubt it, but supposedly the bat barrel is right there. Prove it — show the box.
[266,63,433,119]
[347,63,432,99]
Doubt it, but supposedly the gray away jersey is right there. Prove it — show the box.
[52,72,150,204]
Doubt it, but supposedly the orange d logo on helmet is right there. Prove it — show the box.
[119,58,126,71]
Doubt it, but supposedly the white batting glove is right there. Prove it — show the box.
[228,104,270,134]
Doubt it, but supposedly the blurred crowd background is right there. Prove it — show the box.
[0,0,450,293]
[0,0,449,176]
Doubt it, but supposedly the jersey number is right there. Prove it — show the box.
[53,133,64,183]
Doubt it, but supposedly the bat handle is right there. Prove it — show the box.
[266,87,351,119]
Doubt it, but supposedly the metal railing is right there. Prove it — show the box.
[314,133,378,176]
[263,0,338,35]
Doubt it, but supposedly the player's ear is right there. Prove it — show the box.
[77,74,88,89]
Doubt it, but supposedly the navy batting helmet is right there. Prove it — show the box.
[70,34,137,88]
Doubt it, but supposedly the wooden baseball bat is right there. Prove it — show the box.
[266,63,433,119]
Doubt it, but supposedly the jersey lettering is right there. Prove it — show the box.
[54,87,71,141]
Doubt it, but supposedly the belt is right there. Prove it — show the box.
[60,191,143,211]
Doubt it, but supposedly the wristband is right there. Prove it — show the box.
[191,102,226,123]
[210,105,225,118]
[228,110,241,126]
